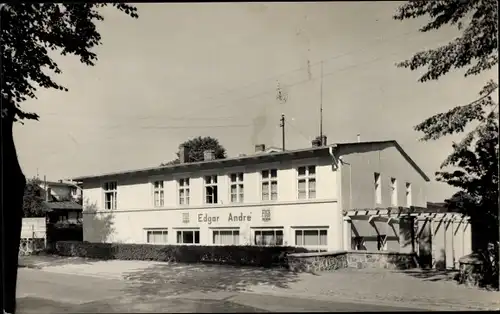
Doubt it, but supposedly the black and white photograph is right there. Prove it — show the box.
[1,1,499,313]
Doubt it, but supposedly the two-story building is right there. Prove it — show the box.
[40,180,83,203]
[74,140,429,252]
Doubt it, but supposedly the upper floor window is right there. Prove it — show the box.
[261,169,278,201]
[204,175,218,204]
[178,178,190,205]
[297,166,316,199]
[405,182,412,207]
[390,177,397,207]
[229,173,244,203]
[103,181,117,210]
[374,173,381,205]
[153,181,164,207]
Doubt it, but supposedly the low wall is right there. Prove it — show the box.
[288,250,419,273]
[287,251,348,272]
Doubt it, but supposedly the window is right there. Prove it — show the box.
[297,166,316,199]
[295,228,327,247]
[352,236,366,250]
[390,177,397,206]
[204,175,218,204]
[146,229,168,244]
[261,169,278,201]
[405,182,412,207]
[377,234,388,251]
[229,173,244,203]
[103,181,117,210]
[176,230,200,244]
[254,229,283,246]
[374,173,381,205]
[178,178,190,205]
[213,229,240,245]
[153,181,164,207]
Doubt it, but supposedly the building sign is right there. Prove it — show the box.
[262,208,271,222]
[182,213,190,224]
[197,212,252,225]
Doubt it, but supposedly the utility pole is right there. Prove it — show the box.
[319,61,324,145]
[280,114,285,151]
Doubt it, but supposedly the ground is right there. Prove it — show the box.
[17,255,500,313]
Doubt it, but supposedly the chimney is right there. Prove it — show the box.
[312,138,321,147]
[357,134,361,143]
[179,145,189,163]
[312,135,327,147]
[203,149,215,161]
[321,135,327,146]
[254,144,266,153]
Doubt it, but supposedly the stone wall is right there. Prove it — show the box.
[288,251,348,273]
[347,251,418,270]
[458,253,485,288]
[288,250,418,273]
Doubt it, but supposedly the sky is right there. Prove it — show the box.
[13,2,497,202]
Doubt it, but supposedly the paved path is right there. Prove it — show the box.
[17,269,426,313]
[18,256,500,311]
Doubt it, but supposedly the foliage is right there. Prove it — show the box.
[82,200,115,243]
[161,136,227,166]
[394,0,498,287]
[22,177,48,217]
[1,3,139,121]
[53,241,309,268]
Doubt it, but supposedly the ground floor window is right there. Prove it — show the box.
[146,229,168,244]
[176,229,200,244]
[352,236,366,250]
[253,228,283,246]
[212,229,240,245]
[295,228,328,247]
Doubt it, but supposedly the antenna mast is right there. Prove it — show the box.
[319,61,324,145]
[280,114,285,151]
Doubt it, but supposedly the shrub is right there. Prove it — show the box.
[54,241,309,268]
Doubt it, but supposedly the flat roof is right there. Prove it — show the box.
[71,140,430,182]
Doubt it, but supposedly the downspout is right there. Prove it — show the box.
[328,145,339,169]
[329,145,343,249]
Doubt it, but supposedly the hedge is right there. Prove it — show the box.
[53,241,310,268]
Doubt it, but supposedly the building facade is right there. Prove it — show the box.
[39,180,83,203]
[75,141,429,252]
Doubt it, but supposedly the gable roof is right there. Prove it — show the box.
[336,140,430,181]
[72,140,429,182]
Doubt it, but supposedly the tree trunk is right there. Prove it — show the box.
[1,106,26,314]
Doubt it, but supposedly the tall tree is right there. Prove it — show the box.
[22,177,48,218]
[161,136,227,166]
[0,4,138,313]
[393,0,498,286]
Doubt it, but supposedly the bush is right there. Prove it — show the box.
[54,241,309,268]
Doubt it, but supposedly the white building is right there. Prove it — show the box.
[39,180,83,203]
[74,140,430,252]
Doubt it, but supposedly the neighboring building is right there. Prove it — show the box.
[74,140,430,252]
[39,180,83,203]
[44,201,83,225]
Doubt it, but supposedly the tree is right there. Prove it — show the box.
[393,0,498,287]
[0,4,138,313]
[22,177,48,218]
[161,136,227,166]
